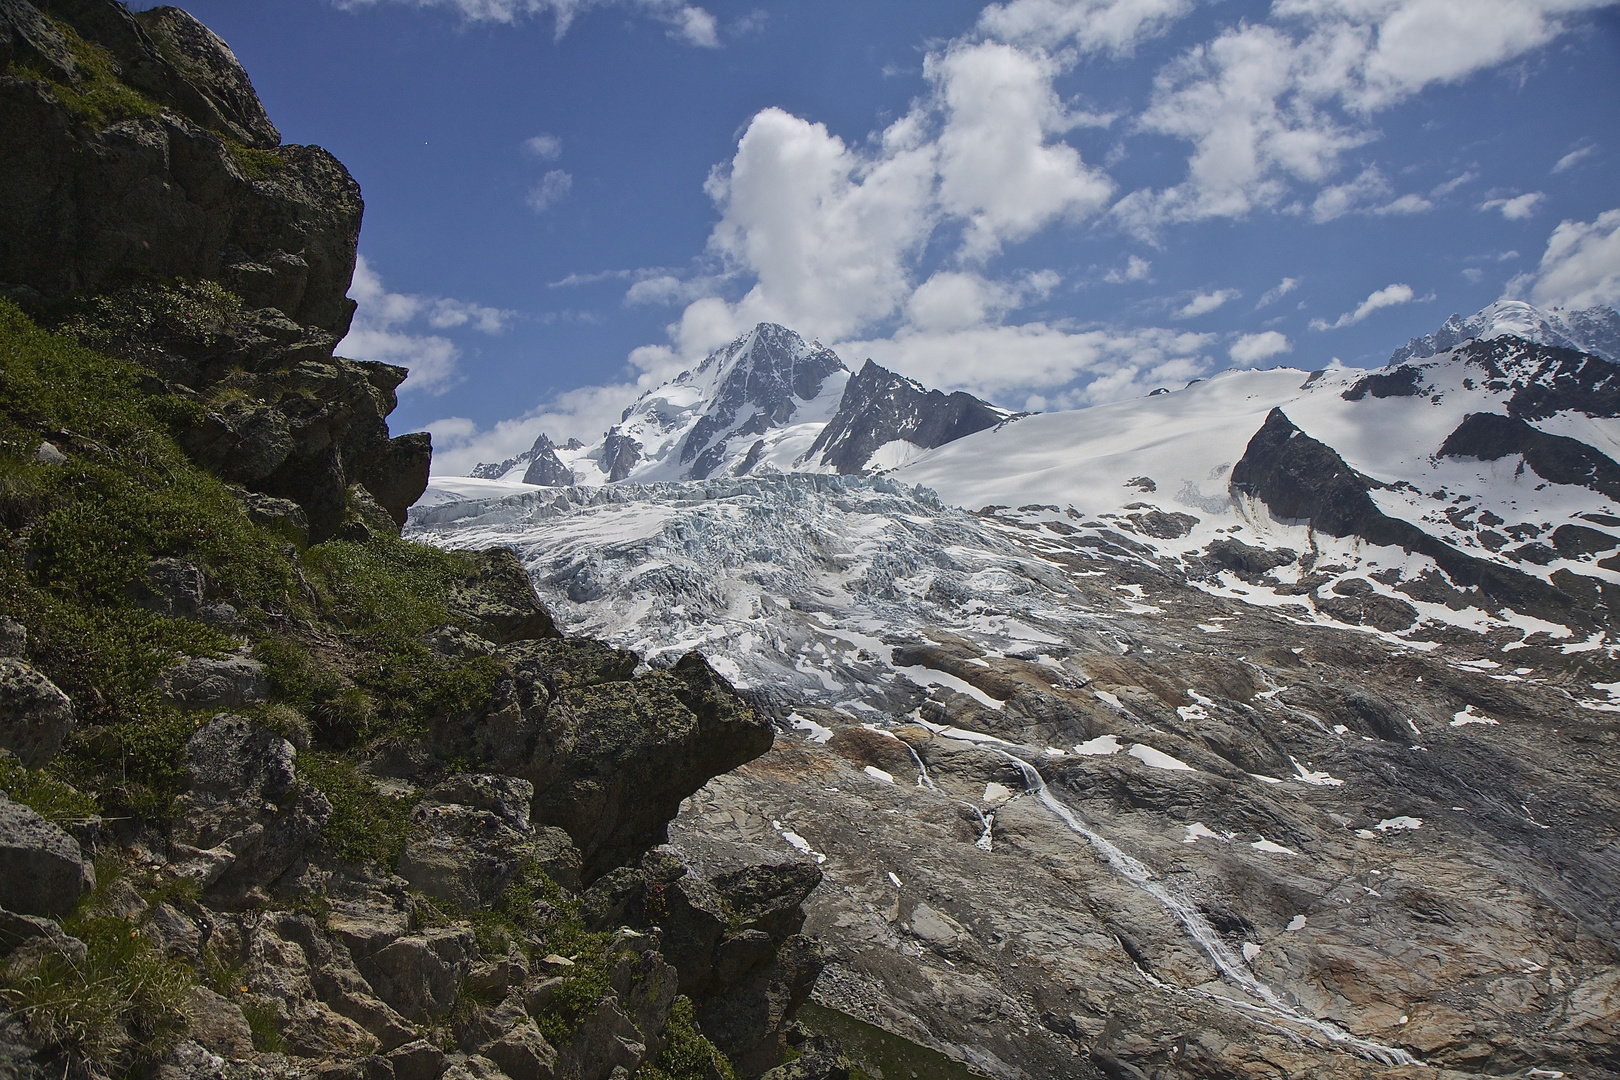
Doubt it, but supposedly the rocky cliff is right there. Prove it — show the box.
[0,4,830,1079]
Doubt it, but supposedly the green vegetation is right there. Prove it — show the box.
[0,859,194,1075]
[5,17,161,128]
[57,279,242,370]
[0,299,299,818]
[0,298,502,828]
[635,997,738,1080]
[299,750,418,866]
[225,140,288,181]
[287,538,506,747]
[795,1002,989,1080]
[0,756,98,825]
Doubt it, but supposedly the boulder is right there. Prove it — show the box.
[0,794,94,917]
[506,649,773,883]
[395,775,546,910]
[360,928,472,1023]
[0,908,72,955]
[153,653,269,712]
[696,934,824,1077]
[446,549,557,646]
[485,1019,557,1080]
[186,713,296,801]
[0,657,74,767]
[132,4,282,149]
[759,1033,851,1080]
[171,714,329,893]
[556,996,645,1080]
[0,0,360,334]
[336,483,403,543]
[182,986,255,1059]
[386,1040,448,1080]
[0,618,25,658]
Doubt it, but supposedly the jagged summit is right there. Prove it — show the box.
[650,322,849,481]
[805,359,1012,474]
[1389,299,1620,364]
[464,322,1010,487]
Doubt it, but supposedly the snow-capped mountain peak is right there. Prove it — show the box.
[463,321,1010,489]
[1389,299,1620,364]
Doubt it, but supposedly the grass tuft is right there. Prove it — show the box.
[634,996,738,1080]
[298,751,418,867]
[0,859,193,1074]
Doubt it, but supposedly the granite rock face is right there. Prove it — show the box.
[0,6,828,1079]
[436,638,775,883]
[0,0,358,333]
[806,359,1010,475]
[0,0,431,541]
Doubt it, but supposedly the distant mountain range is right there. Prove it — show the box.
[413,299,1620,1078]
[466,322,1013,486]
[433,298,1620,652]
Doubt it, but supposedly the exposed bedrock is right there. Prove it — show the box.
[807,359,1010,475]
[1440,410,1620,503]
[1,0,360,334]
[1230,407,1611,627]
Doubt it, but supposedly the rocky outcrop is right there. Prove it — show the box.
[806,359,1010,475]
[0,0,432,541]
[1231,407,1600,624]
[446,548,558,644]
[1440,410,1620,502]
[599,431,641,483]
[152,650,268,711]
[678,325,847,481]
[520,435,573,487]
[169,713,332,898]
[0,6,826,1079]
[0,0,358,333]
[1464,336,1620,420]
[436,639,774,882]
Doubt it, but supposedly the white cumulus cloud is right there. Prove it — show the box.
[978,0,1196,56]
[1256,277,1300,308]
[1481,192,1545,220]
[1553,145,1596,173]
[1174,288,1241,319]
[1104,255,1153,283]
[1513,208,1620,309]
[1229,330,1292,366]
[1309,281,1427,330]
[1114,0,1613,234]
[523,134,563,160]
[527,170,574,213]
[339,256,511,395]
[931,42,1115,260]
[836,323,1214,405]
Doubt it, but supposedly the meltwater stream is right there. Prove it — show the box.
[973,746,1419,1067]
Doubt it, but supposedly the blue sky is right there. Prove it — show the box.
[150,0,1620,473]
